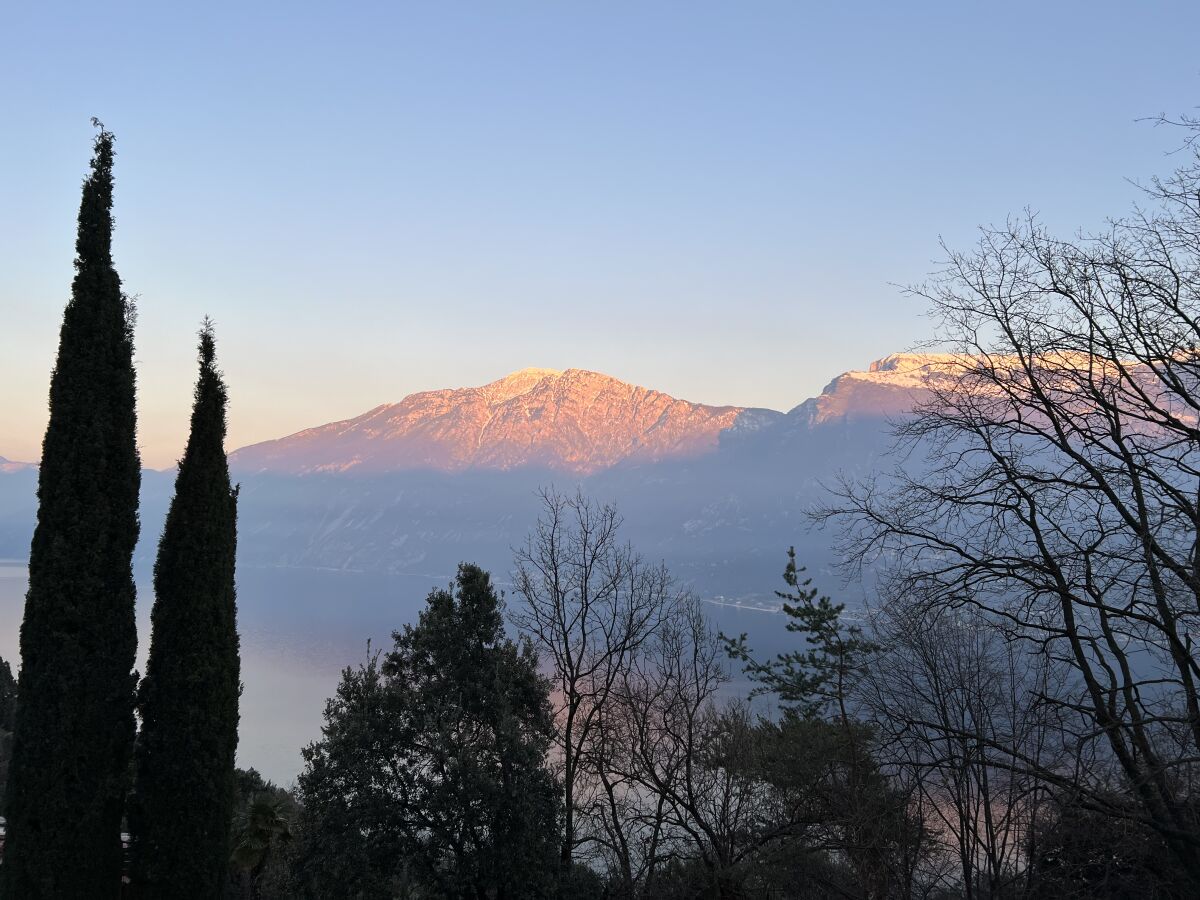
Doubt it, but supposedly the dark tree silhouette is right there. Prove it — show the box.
[824,121,1200,884]
[130,321,239,897]
[295,564,559,899]
[510,489,678,868]
[2,124,140,899]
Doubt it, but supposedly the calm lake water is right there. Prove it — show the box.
[0,561,781,785]
[0,562,453,784]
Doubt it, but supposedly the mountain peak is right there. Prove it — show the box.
[867,352,968,374]
[481,367,564,404]
[785,353,964,426]
[504,366,562,378]
[231,368,776,475]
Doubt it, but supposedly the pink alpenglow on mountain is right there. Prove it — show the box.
[230,368,772,475]
[787,353,969,425]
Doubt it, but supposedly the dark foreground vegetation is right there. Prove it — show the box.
[1,128,240,898]
[6,114,1200,897]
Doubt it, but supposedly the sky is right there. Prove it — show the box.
[2,1,1199,469]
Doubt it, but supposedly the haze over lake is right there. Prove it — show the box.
[0,561,448,781]
[0,559,778,784]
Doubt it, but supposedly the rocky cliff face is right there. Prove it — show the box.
[784,353,967,427]
[229,368,782,475]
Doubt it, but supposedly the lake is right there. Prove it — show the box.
[0,562,458,784]
[0,561,787,785]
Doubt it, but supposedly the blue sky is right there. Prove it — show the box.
[3,1,1199,467]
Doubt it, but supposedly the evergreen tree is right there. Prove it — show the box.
[2,124,141,899]
[292,651,401,898]
[295,564,560,899]
[723,550,903,894]
[131,322,240,898]
[723,546,875,720]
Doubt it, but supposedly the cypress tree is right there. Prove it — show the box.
[2,125,141,898]
[131,322,240,898]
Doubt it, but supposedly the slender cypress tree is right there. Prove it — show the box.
[131,321,240,899]
[2,125,141,898]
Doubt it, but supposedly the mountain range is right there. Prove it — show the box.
[229,367,778,475]
[227,354,952,477]
[0,354,955,600]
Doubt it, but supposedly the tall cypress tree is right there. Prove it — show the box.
[131,321,240,898]
[2,125,141,898]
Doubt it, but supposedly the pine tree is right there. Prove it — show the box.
[723,546,875,721]
[131,322,240,898]
[2,124,141,899]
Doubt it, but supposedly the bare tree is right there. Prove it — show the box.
[611,591,936,899]
[574,697,664,898]
[615,597,767,898]
[512,493,942,896]
[863,593,1068,897]
[510,488,679,868]
[824,135,1200,882]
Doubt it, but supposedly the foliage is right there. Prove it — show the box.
[748,716,930,897]
[291,652,398,898]
[1030,792,1190,899]
[713,551,931,896]
[131,323,240,898]
[555,862,608,900]
[0,656,14,733]
[722,547,874,721]
[2,123,141,898]
[295,564,559,899]
[229,769,298,900]
[0,656,14,812]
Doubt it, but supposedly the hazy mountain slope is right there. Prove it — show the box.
[0,465,38,562]
[0,457,34,474]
